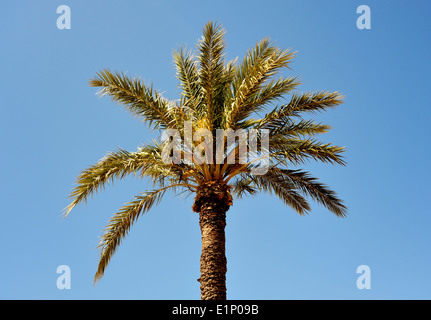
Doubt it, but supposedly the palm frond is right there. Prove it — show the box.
[63,145,164,217]
[173,46,201,107]
[270,119,331,138]
[196,21,227,129]
[258,91,343,131]
[89,69,177,129]
[285,91,344,116]
[225,38,295,128]
[272,168,347,217]
[252,76,300,109]
[94,188,169,283]
[249,171,311,215]
[270,138,346,166]
[230,175,257,199]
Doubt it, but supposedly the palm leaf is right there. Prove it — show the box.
[230,175,257,199]
[64,145,165,217]
[89,69,178,129]
[173,46,201,108]
[225,38,295,128]
[94,188,168,283]
[270,137,346,166]
[272,168,347,217]
[196,21,227,130]
[258,91,343,131]
[249,171,311,215]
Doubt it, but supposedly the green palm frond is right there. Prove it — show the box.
[173,46,201,109]
[230,176,257,199]
[272,168,347,217]
[254,117,331,139]
[249,170,311,215]
[94,187,171,283]
[225,38,296,128]
[89,69,179,129]
[270,137,346,166]
[64,145,167,217]
[230,167,346,217]
[285,91,343,116]
[251,76,300,110]
[276,119,331,138]
[258,91,343,131]
[196,21,227,129]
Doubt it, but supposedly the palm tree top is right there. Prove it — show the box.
[64,21,347,284]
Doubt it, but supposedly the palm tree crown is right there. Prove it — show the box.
[64,21,347,297]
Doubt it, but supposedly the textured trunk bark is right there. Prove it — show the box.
[193,181,232,300]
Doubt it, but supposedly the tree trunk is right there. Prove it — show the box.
[192,181,232,300]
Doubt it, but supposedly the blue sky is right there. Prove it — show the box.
[1,0,431,299]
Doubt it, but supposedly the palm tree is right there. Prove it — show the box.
[64,21,347,300]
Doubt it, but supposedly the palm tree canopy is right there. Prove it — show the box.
[65,21,347,283]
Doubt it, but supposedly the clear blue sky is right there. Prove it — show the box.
[1,0,431,299]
